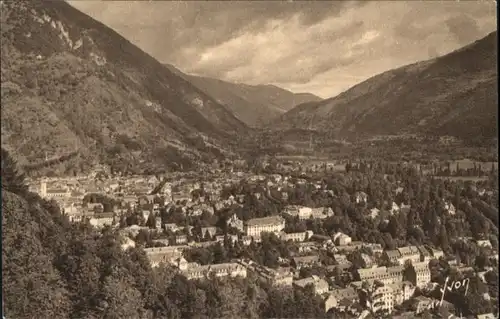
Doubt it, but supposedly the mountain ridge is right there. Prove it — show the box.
[1,1,248,173]
[272,31,498,143]
[164,64,322,127]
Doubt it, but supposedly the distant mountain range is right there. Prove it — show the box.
[164,64,322,127]
[272,31,498,143]
[1,0,495,174]
[1,1,247,173]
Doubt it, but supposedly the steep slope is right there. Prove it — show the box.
[0,1,247,173]
[165,64,322,127]
[273,32,497,142]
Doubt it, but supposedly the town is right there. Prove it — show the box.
[26,160,499,319]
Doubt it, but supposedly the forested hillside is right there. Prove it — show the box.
[1,1,246,175]
[273,31,497,143]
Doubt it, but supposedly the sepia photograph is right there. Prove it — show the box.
[0,0,498,318]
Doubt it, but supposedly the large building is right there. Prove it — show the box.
[283,205,333,220]
[389,281,416,306]
[183,262,247,280]
[39,181,71,200]
[397,246,421,265]
[407,261,431,289]
[356,266,404,286]
[89,212,115,228]
[279,230,313,242]
[333,232,352,246]
[244,216,285,238]
[382,249,402,265]
[370,284,394,314]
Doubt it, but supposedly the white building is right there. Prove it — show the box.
[244,216,285,238]
[183,263,247,280]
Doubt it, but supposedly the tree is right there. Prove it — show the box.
[99,275,144,319]
[387,215,402,239]
[438,225,450,251]
[1,148,28,195]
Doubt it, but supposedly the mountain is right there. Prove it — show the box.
[272,32,498,143]
[0,1,248,174]
[164,64,322,127]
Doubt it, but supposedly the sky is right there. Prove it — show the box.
[68,0,497,98]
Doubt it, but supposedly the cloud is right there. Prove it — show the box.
[187,17,368,85]
[69,0,497,98]
[445,14,481,44]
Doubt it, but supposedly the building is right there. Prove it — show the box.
[244,216,285,238]
[226,214,244,232]
[175,235,188,244]
[310,207,334,219]
[351,281,397,314]
[155,217,162,231]
[383,249,403,265]
[43,188,71,200]
[389,281,415,306]
[144,246,184,267]
[370,284,395,314]
[397,246,421,265]
[477,313,497,319]
[356,266,404,286]
[238,260,293,286]
[364,243,384,255]
[292,255,320,269]
[411,296,453,315]
[164,223,186,233]
[334,254,349,264]
[391,202,400,214]
[270,268,294,286]
[182,262,247,280]
[407,262,431,289]
[215,234,238,244]
[89,212,115,228]
[333,232,352,246]
[142,210,151,222]
[417,246,432,262]
[200,226,217,238]
[444,202,456,215]
[283,205,313,219]
[68,211,95,223]
[324,287,359,313]
[361,253,375,268]
[280,230,313,242]
[87,203,104,213]
[284,205,333,220]
[294,276,329,295]
[476,240,492,248]
[355,191,368,204]
[426,247,444,260]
